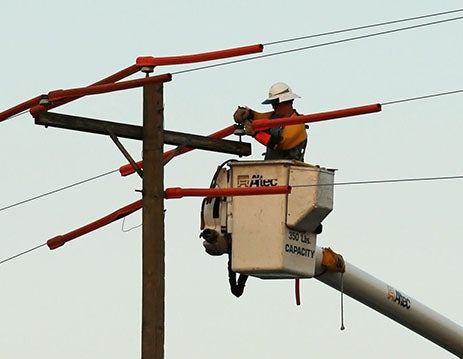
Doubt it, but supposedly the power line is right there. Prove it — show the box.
[1,172,462,267]
[0,169,119,213]
[2,11,461,269]
[2,10,461,123]
[0,243,46,266]
[1,87,462,214]
[264,8,463,46]
[382,89,463,106]
[292,174,463,188]
[1,12,462,213]
[172,15,463,75]
[1,9,461,125]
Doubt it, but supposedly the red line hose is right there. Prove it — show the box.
[119,125,236,177]
[165,185,291,199]
[252,104,382,131]
[47,74,172,102]
[47,199,142,250]
[137,44,263,67]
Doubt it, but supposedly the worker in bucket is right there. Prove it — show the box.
[233,82,308,161]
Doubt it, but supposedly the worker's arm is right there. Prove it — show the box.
[234,106,277,146]
[234,106,288,148]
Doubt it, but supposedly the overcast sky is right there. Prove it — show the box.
[1,1,463,358]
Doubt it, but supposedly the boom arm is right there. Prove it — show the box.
[314,247,463,357]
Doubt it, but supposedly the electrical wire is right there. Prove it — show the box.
[1,9,462,264]
[1,87,462,214]
[0,169,119,213]
[264,8,463,46]
[172,15,463,75]
[121,217,142,232]
[292,174,463,188]
[1,172,463,266]
[1,9,461,125]
[382,89,463,106]
[0,243,46,265]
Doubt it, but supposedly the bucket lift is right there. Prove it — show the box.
[200,159,463,357]
[200,159,335,279]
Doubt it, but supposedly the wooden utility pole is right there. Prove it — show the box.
[23,44,266,359]
[33,75,251,359]
[142,83,165,358]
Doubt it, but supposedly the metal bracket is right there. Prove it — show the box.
[106,127,144,178]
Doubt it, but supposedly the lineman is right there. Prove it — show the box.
[233,82,308,161]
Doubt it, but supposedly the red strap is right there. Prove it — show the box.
[295,278,301,306]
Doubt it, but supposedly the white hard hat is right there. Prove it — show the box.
[262,82,300,104]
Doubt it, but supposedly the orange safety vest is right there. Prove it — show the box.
[252,110,307,150]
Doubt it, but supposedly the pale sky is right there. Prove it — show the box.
[1,1,463,358]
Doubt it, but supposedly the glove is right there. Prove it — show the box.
[233,106,254,124]
[244,120,256,136]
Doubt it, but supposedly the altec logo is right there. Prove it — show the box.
[237,174,278,187]
[387,286,411,310]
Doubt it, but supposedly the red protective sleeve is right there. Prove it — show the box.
[165,185,291,199]
[119,125,236,177]
[136,44,263,67]
[47,199,142,250]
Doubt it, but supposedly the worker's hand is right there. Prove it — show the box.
[244,120,256,136]
[233,106,254,124]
